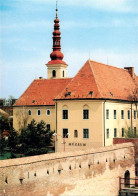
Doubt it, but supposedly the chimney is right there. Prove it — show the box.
[124,67,134,79]
[39,77,43,79]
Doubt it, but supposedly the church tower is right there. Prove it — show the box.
[46,6,68,79]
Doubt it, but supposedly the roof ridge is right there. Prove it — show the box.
[90,60,129,73]
[88,60,103,98]
[34,78,72,81]
[55,61,89,99]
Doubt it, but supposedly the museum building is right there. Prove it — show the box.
[13,8,138,152]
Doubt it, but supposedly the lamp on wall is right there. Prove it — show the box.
[53,132,70,152]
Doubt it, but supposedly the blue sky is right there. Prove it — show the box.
[0,0,138,99]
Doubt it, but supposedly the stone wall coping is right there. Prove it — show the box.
[0,143,134,168]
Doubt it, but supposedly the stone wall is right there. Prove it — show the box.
[113,138,138,176]
[0,143,135,196]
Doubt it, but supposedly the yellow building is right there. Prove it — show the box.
[13,9,138,152]
[55,60,138,152]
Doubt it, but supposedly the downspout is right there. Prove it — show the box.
[131,102,133,129]
[55,101,58,152]
[103,100,106,146]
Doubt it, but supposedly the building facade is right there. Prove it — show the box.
[13,8,138,151]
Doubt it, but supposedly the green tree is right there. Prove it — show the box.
[19,119,54,155]
[8,128,18,151]
[0,131,7,155]
[125,127,138,138]
[0,115,10,155]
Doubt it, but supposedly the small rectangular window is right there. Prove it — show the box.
[106,110,109,119]
[134,127,137,136]
[28,110,31,116]
[38,110,41,115]
[121,110,124,119]
[122,128,124,137]
[134,111,136,119]
[74,130,78,138]
[63,129,68,138]
[83,109,89,119]
[114,128,117,138]
[128,110,130,119]
[114,110,117,119]
[47,124,50,130]
[83,129,89,138]
[46,109,51,115]
[63,110,68,119]
[106,129,109,139]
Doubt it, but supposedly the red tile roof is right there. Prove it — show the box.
[14,78,72,106]
[56,60,138,101]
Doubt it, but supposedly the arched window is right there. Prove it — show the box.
[63,70,64,78]
[124,170,130,187]
[52,70,56,77]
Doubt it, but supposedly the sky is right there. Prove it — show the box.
[0,0,138,99]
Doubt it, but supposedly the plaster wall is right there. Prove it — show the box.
[105,101,138,146]
[47,65,67,79]
[56,100,103,152]
[56,100,137,152]
[0,143,135,196]
[13,106,56,132]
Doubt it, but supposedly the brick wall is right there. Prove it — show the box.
[0,143,135,196]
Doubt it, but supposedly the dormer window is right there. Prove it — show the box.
[52,70,56,77]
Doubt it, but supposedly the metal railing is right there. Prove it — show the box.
[119,177,138,192]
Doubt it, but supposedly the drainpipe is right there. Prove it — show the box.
[55,101,58,152]
[103,100,106,146]
[131,102,133,129]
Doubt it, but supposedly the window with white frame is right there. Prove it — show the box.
[134,110,136,119]
[74,130,78,138]
[37,110,41,115]
[83,109,89,119]
[128,110,130,119]
[106,129,109,138]
[134,127,137,136]
[114,110,117,119]
[62,110,68,119]
[47,124,50,130]
[46,109,51,115]
[106,110,109,119]
[121,110,124,119]
[63,128,68,138]
[28,110,32,116]
[114,128,117,138]
[122,128,124,137]
[83,129,89,138]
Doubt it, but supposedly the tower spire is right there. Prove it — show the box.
[56,1,58,18]
[47,4,67,65]
[46,5,68,79]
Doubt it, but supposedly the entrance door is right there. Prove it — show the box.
[124,170,130,188]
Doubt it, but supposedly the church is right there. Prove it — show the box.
[13,8,138,152]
